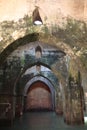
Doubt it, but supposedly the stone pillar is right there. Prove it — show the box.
[64,75,84,125]
[12,95,16,118]
[55,89,63,115]
[63,90,71,124]
[10,94,16,125]
[15,95,23,116]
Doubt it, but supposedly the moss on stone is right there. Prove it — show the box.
[51,18,87,48]
[0,15,87,80]
[0,33,39,65]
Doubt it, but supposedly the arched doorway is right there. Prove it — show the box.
[24,76,55,111]
[26,81,53,111]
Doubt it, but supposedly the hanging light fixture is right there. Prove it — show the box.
[33,7,43,25]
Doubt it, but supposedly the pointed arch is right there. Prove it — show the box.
[24,75,55,110]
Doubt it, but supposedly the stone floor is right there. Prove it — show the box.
[1,111,87,130]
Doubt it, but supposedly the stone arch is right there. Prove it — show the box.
[0,32,85,124]
[0,32,83,88]
[0,33,75,65]
[7,39,66,95]
[14,62,59,93]
[0,32,82,87]
[24,75,56,110]
[0,33,72,114]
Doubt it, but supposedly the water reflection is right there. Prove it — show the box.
[0,111,87,130]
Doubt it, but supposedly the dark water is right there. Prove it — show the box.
[0,111,87,130]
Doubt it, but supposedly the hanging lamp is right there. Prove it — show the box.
[33,7,43,25]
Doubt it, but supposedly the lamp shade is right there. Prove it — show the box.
[33,7,43,25]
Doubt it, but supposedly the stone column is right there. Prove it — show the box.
[15,95,23,116]
[11,94,16,125]
[55,88,63,115]
[64,75,84,125]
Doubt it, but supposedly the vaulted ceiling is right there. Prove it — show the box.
[0,0,87,90]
